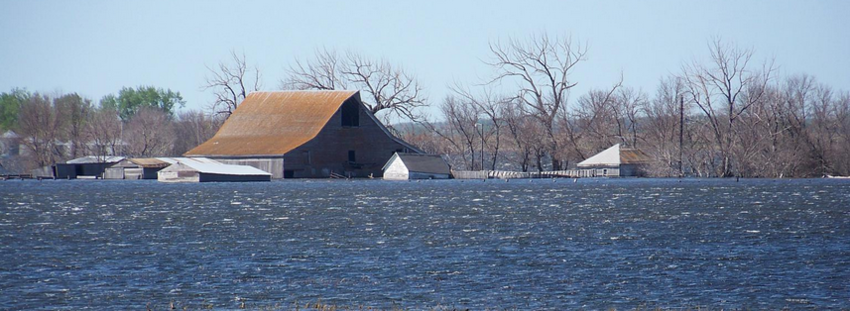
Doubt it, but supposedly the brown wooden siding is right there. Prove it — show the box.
[284,99,412,178]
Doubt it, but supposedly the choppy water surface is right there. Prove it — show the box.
[1,178,849,309]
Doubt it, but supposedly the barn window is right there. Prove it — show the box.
[348,150,356,162]
[341,99,360,127]
[302,150,311,165]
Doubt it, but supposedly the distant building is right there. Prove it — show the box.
[55,156,125,179]
[157,158,271,182]
[382,153,452,180]
[184,91,422,178]
[0,130,22,158]
[104,157,219,179]
[577,144,649,177]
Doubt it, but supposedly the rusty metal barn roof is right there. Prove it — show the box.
[620,148,650,164]
[184,91,359,157]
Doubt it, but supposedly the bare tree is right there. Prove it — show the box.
[85,106,123,160]
[393,122,445,155]
[283,49,426,123]
[833,91,850,175]
[682,38,774,177]
[123,107,175,157]
[54,93,91,158]
[643,76,688,176]
[567,78,626,162]
[204,51,261,117]
[17,94,66,169]
[420,96,484,170]
[171,110,224,155]
[487,34,587,169]
[451,84,511,170]
[611,87,647,148]
[502,100,547,172]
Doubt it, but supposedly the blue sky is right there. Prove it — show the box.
[2,0,848,121]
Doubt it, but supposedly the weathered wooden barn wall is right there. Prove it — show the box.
[283,98,415,178]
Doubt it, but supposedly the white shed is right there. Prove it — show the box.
[157,158,271,182]
[577,144,649,177]
[382,153,451,180]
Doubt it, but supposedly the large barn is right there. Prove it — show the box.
[184,91,422,179]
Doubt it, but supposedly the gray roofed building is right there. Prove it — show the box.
[157,158,271,182]
[55,156,126,179]
[382,153,451,180]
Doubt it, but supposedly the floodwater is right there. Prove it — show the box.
[1,178,848,310]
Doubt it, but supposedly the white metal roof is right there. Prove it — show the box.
[166,160,271,176]
[155,157,221,165]
[66,156,126,164]
[577,144,621,167]
[2,130,20,139]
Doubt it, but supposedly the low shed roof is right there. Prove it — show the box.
[384,153,451,175]
[620,149,650,165]
[66,156,125,164]
[163,159,271,176]
[129,158,171,168]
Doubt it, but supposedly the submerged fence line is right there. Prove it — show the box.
[451,169,579,179]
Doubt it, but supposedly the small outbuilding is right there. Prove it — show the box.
[577,144,649,177]
[157,158,271,182]
[55,156,125,179]
[105,158,172,179]
[382,153,452,180]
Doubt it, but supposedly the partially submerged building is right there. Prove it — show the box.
[104,157,222,179]
[184,91,422,178]
[576,144,649,177]
[382,153,452,180]
[55,156,125,179]
[105,158,168,179]
[157,158,271,182]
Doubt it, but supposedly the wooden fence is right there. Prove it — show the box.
[451,169,580,179]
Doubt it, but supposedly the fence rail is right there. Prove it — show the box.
[451,170,580,179]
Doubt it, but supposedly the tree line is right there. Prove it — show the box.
[2,35,848,178]
[399,36,850,178]
[0,86,222,172]
[272,35,850,178]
